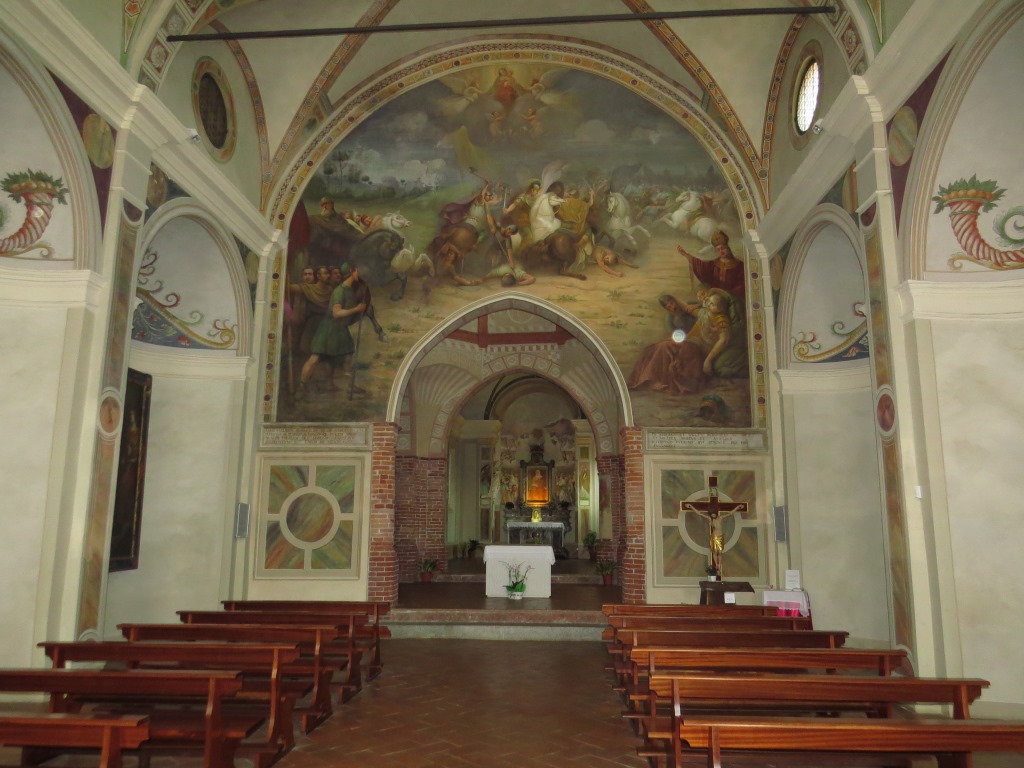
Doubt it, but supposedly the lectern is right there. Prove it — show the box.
[699,580,754,606]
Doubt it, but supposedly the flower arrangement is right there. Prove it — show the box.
[504,561,532,598]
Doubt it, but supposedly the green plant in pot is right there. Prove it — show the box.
[595,559,616,585]
[504,561,532,599]
[583,531,599,561]
[419,558,438,582]
[704,562,720,581]
[467,539,481,559]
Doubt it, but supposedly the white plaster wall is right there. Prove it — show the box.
[930,317,1024,705]
[0,303,66,664]
[787,388,891,645]
[102,375,239,634]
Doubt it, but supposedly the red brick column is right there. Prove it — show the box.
[596,453,623,574]
[394,455,448,582]
[620,426,647,604]
[367,423,399,604]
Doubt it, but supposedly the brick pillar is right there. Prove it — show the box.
[620,426,647,604]
[596,453,624,577]
[394,455,448,582]
[367,423,399,604]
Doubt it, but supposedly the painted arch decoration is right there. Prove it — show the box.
[267,45,766,432]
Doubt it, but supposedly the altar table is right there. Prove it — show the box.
[483,545,555,598]
[763,588,812,617]
[506,521,565,549]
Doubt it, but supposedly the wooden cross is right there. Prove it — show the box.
[679,475,747,577]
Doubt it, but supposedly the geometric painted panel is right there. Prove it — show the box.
[257,460,360,578]
[654,464,765,585]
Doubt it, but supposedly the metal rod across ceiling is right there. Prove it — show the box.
[168,6,836,42]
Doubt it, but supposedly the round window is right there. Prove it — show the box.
[191,57,236,162]
[794,57,821,135]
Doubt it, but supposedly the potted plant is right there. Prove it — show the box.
[504,561,532,599]
[583,531,599,562]
[595,559,616,586]
[704,563,720,582]
[418,558,438,582]
[467,539,481,559]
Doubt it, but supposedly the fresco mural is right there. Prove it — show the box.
[278,63,750,428]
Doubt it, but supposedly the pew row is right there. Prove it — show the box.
[672,717,1024,768]
[602,604,782,620]
[39,641,300,752]
[117,623,340,729]
[0,712,149,768]
[221,600,390,680]
[602,614,813,641]
[176,610,365,702]
[0,668,256,768]
[643,673,1000,768]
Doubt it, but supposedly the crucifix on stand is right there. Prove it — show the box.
[680,475,753,605]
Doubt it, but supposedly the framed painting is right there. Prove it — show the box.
[108,368,152,572]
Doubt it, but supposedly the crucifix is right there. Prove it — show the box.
[679,475,747,577]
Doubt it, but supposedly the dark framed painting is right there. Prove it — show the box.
[108,368,152,572]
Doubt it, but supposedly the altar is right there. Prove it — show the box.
[483,545,555,598]
[505,521,565,549]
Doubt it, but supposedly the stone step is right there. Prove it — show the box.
[386,607,606,641]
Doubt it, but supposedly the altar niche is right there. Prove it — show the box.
[521,444,554,511]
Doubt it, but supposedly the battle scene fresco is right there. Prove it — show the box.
[277,63,751,429]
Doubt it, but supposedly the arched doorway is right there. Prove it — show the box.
[387,294,630,582]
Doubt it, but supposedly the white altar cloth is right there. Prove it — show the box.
[763,589,811,617]
[483,545,555,598]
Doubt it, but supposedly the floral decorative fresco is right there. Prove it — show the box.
[277,62,753,429]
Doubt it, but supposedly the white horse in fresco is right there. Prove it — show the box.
[605,192,650,251]
[657,190,729,243]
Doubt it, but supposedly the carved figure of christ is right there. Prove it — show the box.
[679,475,747,577]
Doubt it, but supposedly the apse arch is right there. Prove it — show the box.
[136,198,254,356]
[269,37,762,228]
[777,203,869,370]
[388,292,632,457]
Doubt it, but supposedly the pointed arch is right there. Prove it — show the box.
[387,292,632,457]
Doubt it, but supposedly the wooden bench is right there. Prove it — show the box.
[40,641,300,754]
[603,604,782,620]
[0,712,149,768]
[117,623,340,730]
[221,600,390,681]
[603,613,813,641]
[0,668,255,768]
[609,628,848,683]
[672,716,1024,768]
[176,610,365,703]
[645,672,998,768]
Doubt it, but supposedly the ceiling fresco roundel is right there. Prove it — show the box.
[276,61,753,430]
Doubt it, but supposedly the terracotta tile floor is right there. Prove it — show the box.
[285,639,643,768]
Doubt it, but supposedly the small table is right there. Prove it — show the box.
[483,545,555,598]
[699,580,754,606]
[506,521,565,549]
[763,589,811,617]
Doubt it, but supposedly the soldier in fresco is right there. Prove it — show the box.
[297,264,367,397]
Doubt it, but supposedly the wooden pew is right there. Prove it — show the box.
[221,600,390,680]
[609,628,848,683]
[176,610,365,703]
[0,668,255,768]
[40,641,300,754]
[117,623,339,730]
[645,672,1000,768]
[672,717,1024,768]
[602,613,813,641]
[0,712,149,768]
[620,646,912,725]
[603,604,782,620]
